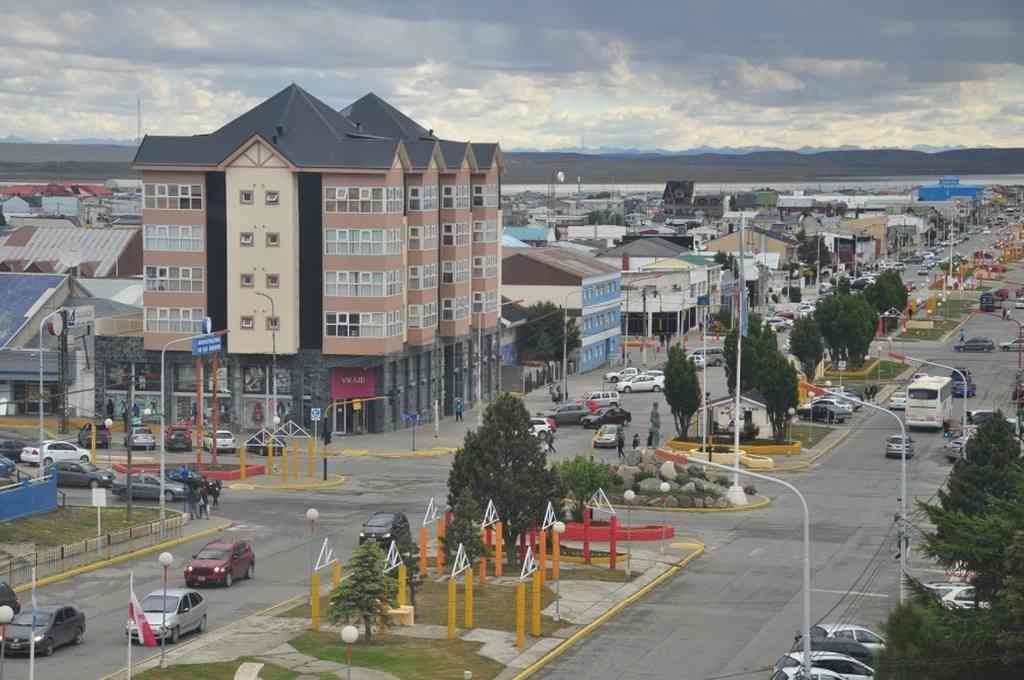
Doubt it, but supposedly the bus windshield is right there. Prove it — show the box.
[908,388,938,400]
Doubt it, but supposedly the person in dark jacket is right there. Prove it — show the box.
[632,433,640,452]
[616,432,625,460]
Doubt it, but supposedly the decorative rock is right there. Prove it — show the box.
[680,481,697,494]
[693,497,705,508]
[640,463,659,477]
[618,465,640,489]
[638,477,663,493]
[687,465,705,479]
[624,450,642,466]
[659,461,678,481]
[704,496,717,507]
[640,449,658,466]
[715,497,731,509]
[678,495,695,508]
[664,496,679,508]
[674,462,690,477]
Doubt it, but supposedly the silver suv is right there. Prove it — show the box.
[125,427,157,451]
[127,588,207,644]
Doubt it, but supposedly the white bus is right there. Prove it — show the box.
[906,376,953,429]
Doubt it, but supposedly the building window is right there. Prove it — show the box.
[473,292,484,314]
[408,224,438,250]
[473,184,498,208]
[456,295,470,319]
[456,184,471,209]
[442,223,470,246]
[266,232,280,247]
[143,224,203,252]
[144,307,204,333]
[441,259,470,284]
[408,263,437,290]
[408,186,422,211]
[386,186,403,213]
[486,290,498,312]
[265,190,280,206]
[324,311,398,338]
[145,266,204,292]
[386,309,403,337]
[409,303,436,329]
[422,184,438,210]
[323,187,385,214]
[241,316,254,329]
[408,304,422,328]
[266,316,280,331]
[324,229,401,255]
[472,291,498,314]
[144,183,203,210]
[386,270,403,296]
[240,190,254,204]
[240,231,254,247]
[442,186,455,209]
[266,273,280,288]
[442,298,454,320]
[240,273,254,287]
[325,270,399,297]
[472,255,498,279]
[473,220,499,243]
[442,296,470,320]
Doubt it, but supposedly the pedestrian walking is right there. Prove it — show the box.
[632,432,640,452]
[616,432,625,460]
[198,484,210,519]
[546,430,556,454]
[960,329,966,343]
[184,479,196,519]
[207,478,221,510]
[454,397,464,422]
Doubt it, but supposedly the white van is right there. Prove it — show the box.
[579,390,620,408]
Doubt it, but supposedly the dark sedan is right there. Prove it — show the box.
[954,337,995,352]
[0,438,29,462]
[581,406,633,429]
[952,380,976,398]
[358,511,412,547]
[1,606,85,656]
[49,461,116,488]
[113,474,186,502]
[796,404,847,424]
[164,426,193,452]
[0,458,16,479]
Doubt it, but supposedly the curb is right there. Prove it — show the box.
[228,475,347,492]
[510,542,705,680]
[773,428,851,472]
[611,494,772,514]
[14,518,233,593]
[333,447,457,459]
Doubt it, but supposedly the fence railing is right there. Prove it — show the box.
[0,510,187,588]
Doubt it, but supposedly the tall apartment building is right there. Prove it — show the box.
[119,85,502,435]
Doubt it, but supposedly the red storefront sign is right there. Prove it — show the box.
[330,367,377,400]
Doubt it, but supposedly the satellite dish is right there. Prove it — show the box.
[556,171,565,184]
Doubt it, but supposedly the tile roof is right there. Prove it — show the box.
[403,139,440,171]
[472,143,498,169]
[599,237,688,258]
[0,226,138,277]
[438,140,470,170]
[0,273,66,347]
[339,92,433,141]
[134,84,401,170]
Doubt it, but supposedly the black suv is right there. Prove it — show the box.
[358,512,411,547]
[0,581,21,614]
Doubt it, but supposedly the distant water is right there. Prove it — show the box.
[505,174,1024,195]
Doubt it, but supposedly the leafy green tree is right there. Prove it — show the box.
[442,488,488,566]
[835,276,851,295]
[758,351,799,442]
[328,542,397,643]
[663,345,702,437]
[447,394,564,567]
[553,456,613,521]
[789,316,824,379]
[938,414,1023,517]
[865,270,909,313]
[813,294,878,367]
[723,315,776,393]
[517,301,581,363]
[998,531,1024,664]
[796,229,828,270]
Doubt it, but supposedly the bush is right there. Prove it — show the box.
[553,456,614,522]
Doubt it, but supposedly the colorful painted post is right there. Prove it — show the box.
[239,439,247,480]
[281,442,289,484]
[552,528,561,580]
[306,438,315,479]
[310,571,321,631]
[436,517,446,570]
[531,570,542,636]
[479,538,487,584]
[291,441,300,480]
[447,577,457,640]
[515,581,526,648]
[331,561,342,588]
[494,522,504,577]
[90,423,97,465]
[464,567,474,628]
[266,437,273,476]
[398,563,408,607]
[583,505,592,564]
[538,528,547,587]
[419,526,429,575]
[609,515,618,570]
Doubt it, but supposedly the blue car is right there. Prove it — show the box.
[0,457,16,479]
[952,380,976,398]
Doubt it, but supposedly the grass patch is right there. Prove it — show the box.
[290,630,505,680]
[414,577,561,635]
[0,506,162,547]
[898,319,961,341]
[560,563,640,583]
[134,659,305,680]
[789,424,836,449]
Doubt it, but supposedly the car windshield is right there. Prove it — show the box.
[142,595,179,613]
[366,515,394,528]
[79,463,100,472]
[195,548,230,560]
[136,428,152,434]
[217,431,232,437]
[11,612,51,627]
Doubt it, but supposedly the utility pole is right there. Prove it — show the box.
[58,309,69,434]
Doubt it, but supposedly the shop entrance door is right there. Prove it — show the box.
[332,401,368,434]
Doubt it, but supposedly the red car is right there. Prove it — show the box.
[995,288,1011,301]
[184,540,254,587]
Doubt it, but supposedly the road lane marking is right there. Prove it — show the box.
[813,588,889,598]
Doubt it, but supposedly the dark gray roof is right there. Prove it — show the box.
[404,140,439,171]
[339,92,433,141]
[501,296,529,326]
[439,140,469,169]
[473,143,498,169]
[599,237,688,258]
[0,273,66,348]
[134,84,400,170]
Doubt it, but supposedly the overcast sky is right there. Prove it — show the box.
[2,1,1022,150]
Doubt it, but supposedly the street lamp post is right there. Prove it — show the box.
[37,309,62,448]
[561,289,575,404]
[341,624,359,680]
[659,481,670,553]
[623,490,635,577]
[688,456,813,679]
[255,292,278,426]
[726,214,749,507]
[552,521,565,621]
[158,551,173,667]
[0,604,12,680]
[306,508,319,601]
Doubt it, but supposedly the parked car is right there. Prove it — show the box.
[164,425,193,452]
[1000,337,1024,351]
[20,440,91,466]
[953,337,995,352]
[0,581,20,614]
[888,393,906,410]
[185,540,255,588]
[0,438,29,462]
[603,367,639,383]
[0,457,16,479]
[771,667,846,680]
[77,423,111,449]
[358,511,412,547]
[945,434,971,461]
[967,409,996,425]
[113,474,186,503]
[127,588,207,644]
[796,404,847,424]
[202,430,237,453]
[2,606,85,656]
[529,418,553,438]
[49,461,116,488]
[578,390,620,410]
[775,652,874,680]
[884,434,915,459]
[789,635,876,666]
[810,623,886,654]
[591,424,622,448]
[618,374,664,393]
[994,287,1011,300]
[124,427,157,451]
[810,397,853,415]
[688,348,724,367]
[544,403,591,425]
[581,406,632,428]
[952,380,976,398]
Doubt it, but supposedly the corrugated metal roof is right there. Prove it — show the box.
[505,247,619,280]
[0,227,137,277]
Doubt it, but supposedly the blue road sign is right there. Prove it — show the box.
[402,411,419,424]
[191,334,222,356]
[310,407,322,421]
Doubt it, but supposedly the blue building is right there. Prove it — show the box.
[917,176,984,203]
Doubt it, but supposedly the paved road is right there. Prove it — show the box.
[535,230,1020,680]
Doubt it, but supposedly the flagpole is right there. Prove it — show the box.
[28,567,35,680]
[127,572,133,680]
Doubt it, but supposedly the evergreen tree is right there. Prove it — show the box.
[327,542,397,642]
[938,414,1022,516]
[663,345,702,437]
[517,302,581,363]
[442,488,488,566]
[864,270,909,313]
[758,351,799,442]
[723,315,775,393]
[789,316,824,379]
[447,394,564,567]
[553,456,613,521]
[814,293,878,367]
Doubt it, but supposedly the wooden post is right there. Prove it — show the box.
[419,526,429,576]
[436,517,446,570]
[531,570,541,636]
[538,528,547,587]
[281,441,290,484]
[266,436,273,476]
[553,528,561,581]
[447,577,457,640]
[331,561,342,588]
[494,522,504,578]
[310,571,321,631]
[306,438,315,479]
[464,567,474,628]
[398,563,408,607]
[479,530,487,584]
[516,581,526,648]
[239,438,247,480]
[291,440,300,480]
[609,515,618,571]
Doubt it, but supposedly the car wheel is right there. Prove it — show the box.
[170,626,180,644]
[225,572,233,587]
[653,385,662,392]
[73,628,84,645]
[198,615,207,633]
[43,457,53,466]
[246,563,254,579]
[164,490,174,502]
[622,386,631,393]
[89,479,99,489]
[80,455,90,463]
[610,377,619,383]
[610,402,619,407]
